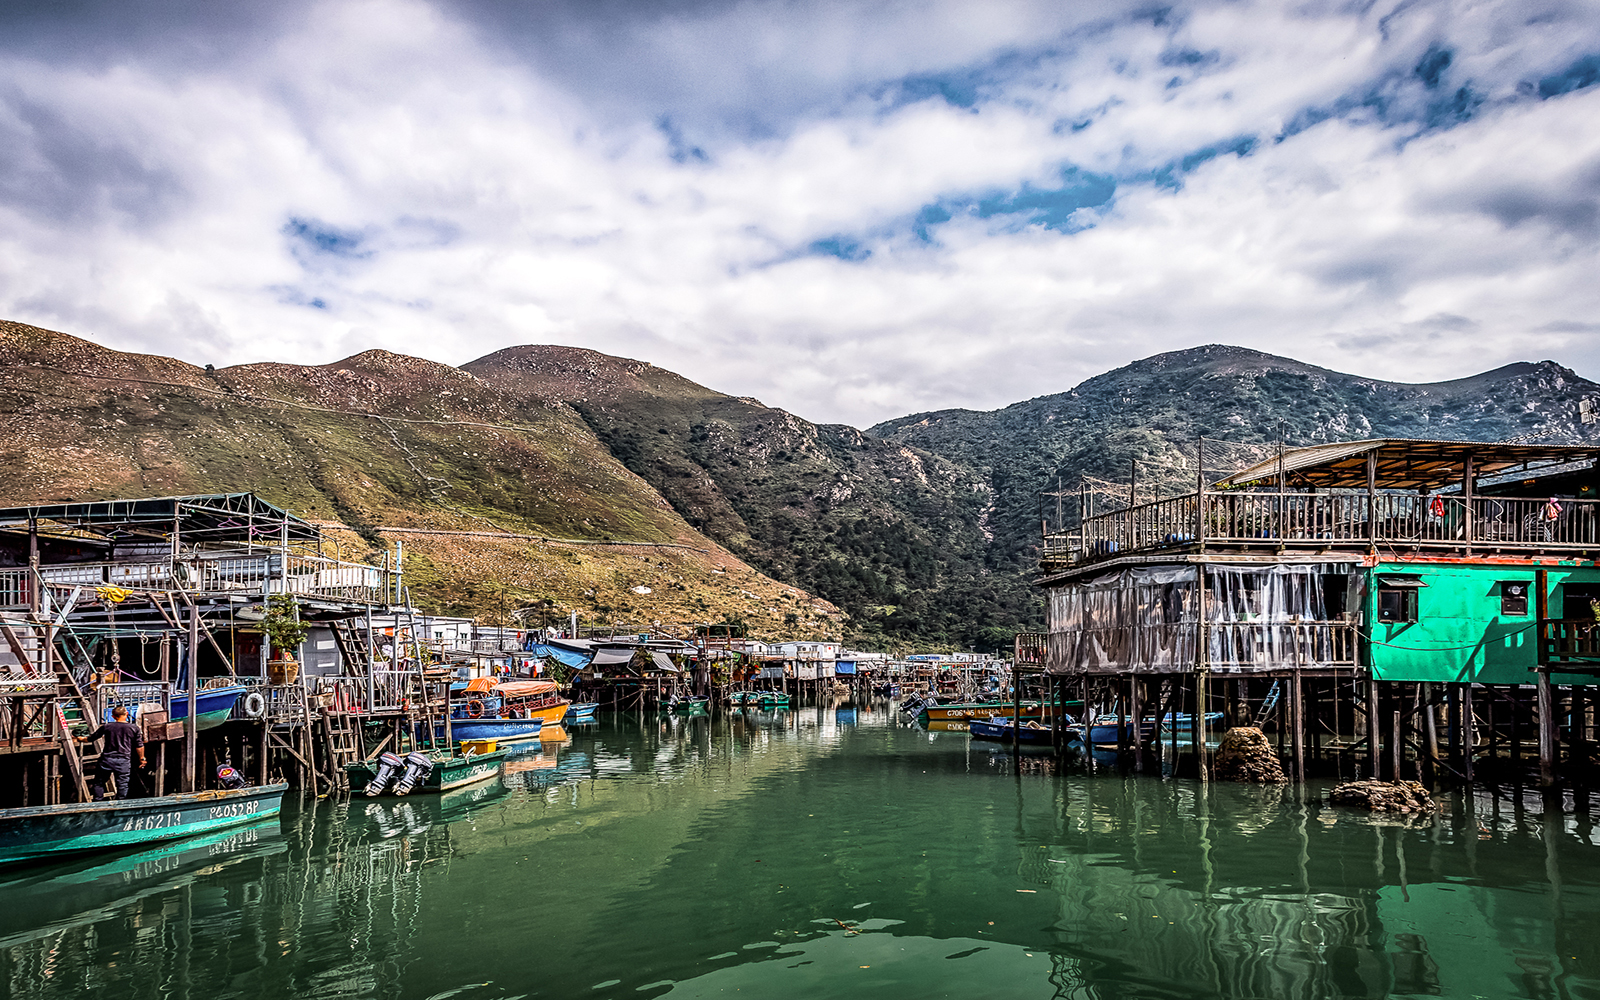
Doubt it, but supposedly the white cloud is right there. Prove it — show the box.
[1,0,1599,426]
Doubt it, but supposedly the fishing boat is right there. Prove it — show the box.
[667,695,709,715]
[1157,711,1226,735]
[167,685,248,731]
[436,678,569,746]
[0,783,288,865]
[917,700,1074,724]
[564,701,598,724]
[752,691,790,708]
[345,747,508,795]
[968,716,1058,746]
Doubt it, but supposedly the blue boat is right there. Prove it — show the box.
[429,716,544,746]
[564,702,598,724]
[1077,711,1224,745]
[0,783,288,865]
[168,686,248,731]
[969,716,1057,745]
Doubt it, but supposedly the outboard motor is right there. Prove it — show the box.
[216,761,249,790]
[365,752,405,797]
[393,751,434,796]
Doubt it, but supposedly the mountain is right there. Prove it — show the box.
[463,346,1025,651]
[5,322,1595,652]
[0,320,845,636]
[869,344,1600,574]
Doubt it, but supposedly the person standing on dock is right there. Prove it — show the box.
[78,706,147,801]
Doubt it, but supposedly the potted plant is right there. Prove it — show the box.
[262,593,310,684]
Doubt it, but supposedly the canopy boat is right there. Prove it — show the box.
[346,747,508,795]
[437,678,569,746]
[0,783,288,865]
[969,716,1058,746]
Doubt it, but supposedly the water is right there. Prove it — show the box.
[3,702,1599,1000]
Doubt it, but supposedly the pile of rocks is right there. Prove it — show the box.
[1213,727,1287,783]
[1328,780,1435,814]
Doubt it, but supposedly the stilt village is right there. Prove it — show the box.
[4,435,1600,855]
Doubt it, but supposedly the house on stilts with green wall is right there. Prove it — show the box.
[1034,437,1600,783]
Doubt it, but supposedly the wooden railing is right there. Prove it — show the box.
[1055,490,1600,564]
[1539,619,1600,665]
[0,549,389,609]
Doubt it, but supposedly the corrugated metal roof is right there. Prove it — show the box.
[1215,438,1600,491]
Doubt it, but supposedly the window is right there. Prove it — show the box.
[1375,574,1425,624]
[1377,588,1418,624]
[1500,581,1529,617]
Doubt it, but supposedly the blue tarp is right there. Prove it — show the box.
[835,661,857,674]
[530,642,594,669]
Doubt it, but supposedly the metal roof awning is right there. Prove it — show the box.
[0,493,320,543]
[1214,439,1600,492]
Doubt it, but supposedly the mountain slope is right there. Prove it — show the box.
[869,344,1600,572]
[0,320,840,635]
[464,345,1028,649]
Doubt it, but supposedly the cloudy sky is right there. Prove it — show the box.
[2,0,1599,426]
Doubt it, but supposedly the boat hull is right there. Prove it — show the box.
[432,718,544,746]
[919,702,1069,723]
[346,750,508,794]
[564,702,598,723]
[969,718,1057,745]
[0,783,288,864]
[168,686,247,732]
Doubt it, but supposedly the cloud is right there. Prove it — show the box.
[0,0,1599,427]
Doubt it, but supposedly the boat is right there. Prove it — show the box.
[345,747,508,795]
[969,716,1058,745]
[1156,711,1226,735]
[564,701,598,723]
[668,695,709,715]
[917,700,1075,724]
[166,685,247,731]
[752,691,790,708]
[435,678,569,746]
[0,783,288,865]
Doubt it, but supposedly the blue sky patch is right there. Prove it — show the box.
[1538,54,1600,98]
[809,236,871,261]
[656,116,708,164]
[283,217,368,259]
[915,166,1116,239]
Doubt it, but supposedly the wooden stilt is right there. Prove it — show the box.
[1538,671,1557,787]
[1290,670,1305,783]
[1463,683,1476,783]
[1367,678,1381,779]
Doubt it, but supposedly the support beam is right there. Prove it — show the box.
[1538,671,1557,787]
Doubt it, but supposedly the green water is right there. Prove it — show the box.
[2,702,1599,1000]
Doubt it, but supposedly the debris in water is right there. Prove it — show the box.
[1213,727,1287,783]
[1329,779,1436,814]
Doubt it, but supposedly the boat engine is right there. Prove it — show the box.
[216,761,249,790]
[365,752,405,797]
[393,751,434,795]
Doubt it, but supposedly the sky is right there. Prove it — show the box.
[2,0,1599,427]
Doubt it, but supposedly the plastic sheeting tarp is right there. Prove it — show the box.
[592,647,636,667]
[650,651,681,673]
[529,642,593,669]
[835,660,857,674]
[1047,563,1349,675]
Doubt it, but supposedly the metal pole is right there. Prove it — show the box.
[185,603,199,792]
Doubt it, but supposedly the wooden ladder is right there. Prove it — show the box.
[322,710,362,790]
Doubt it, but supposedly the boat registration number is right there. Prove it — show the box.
[207,801,262,820]
[122,811,182,832]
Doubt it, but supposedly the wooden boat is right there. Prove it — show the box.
[668,696,709,715]
[917,700,1074,724]
[752,691,790,708]
[564,702,598,723]
[1076,711,1226,745]
[436,678,569,746]
[345,748,508,794]
[0,783,288,865]
[168,685,247,731]
[969,716,1058,745]
[1157,711,1226,735]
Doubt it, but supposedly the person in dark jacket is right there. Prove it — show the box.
[79,705,146,801]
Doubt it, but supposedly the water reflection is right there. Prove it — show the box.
[0,702,1595,1000]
